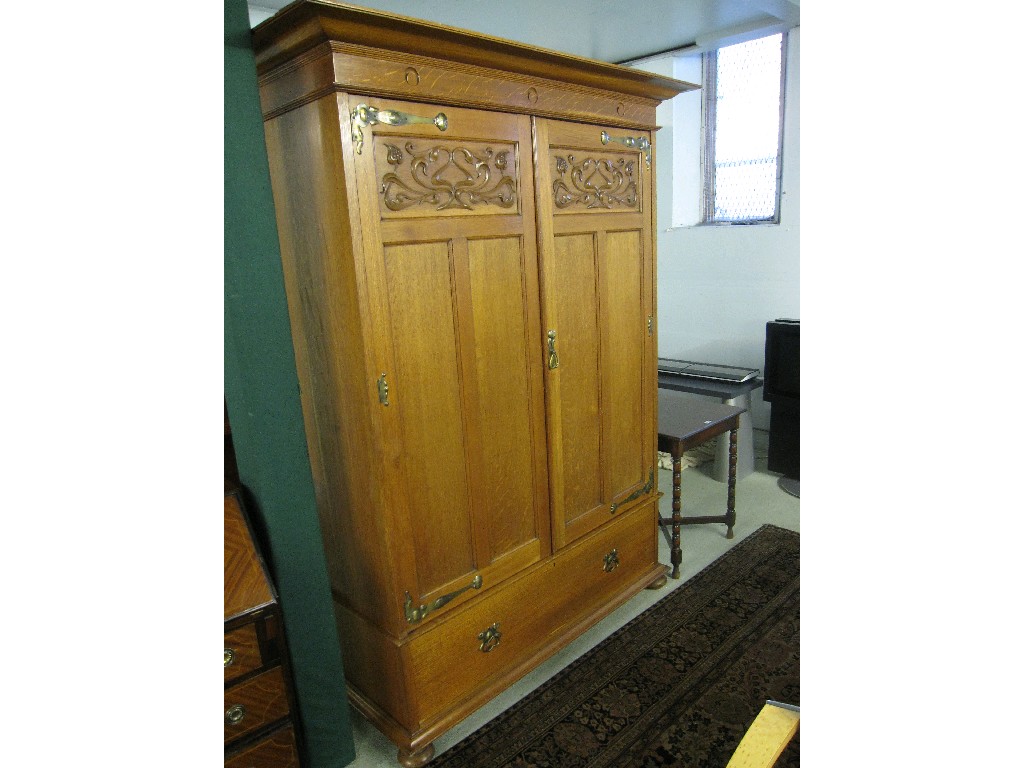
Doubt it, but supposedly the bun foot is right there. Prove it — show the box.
[646,573,668,590]
[398,743,434,768]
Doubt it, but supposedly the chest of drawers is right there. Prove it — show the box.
[224,489,300,766]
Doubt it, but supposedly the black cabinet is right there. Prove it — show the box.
[763,320,799,480]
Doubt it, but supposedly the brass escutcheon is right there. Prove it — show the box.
[547,330,559,370]
[225,704,246,725]
[478,622,502,653]
[603,549,620,572]
[224,648,235,668]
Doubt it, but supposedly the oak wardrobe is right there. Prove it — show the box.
[251,3,696,764]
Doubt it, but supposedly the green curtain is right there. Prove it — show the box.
[223,1,356,765]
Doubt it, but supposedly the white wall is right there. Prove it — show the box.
[638,28,800,429]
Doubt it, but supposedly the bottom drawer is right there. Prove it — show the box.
[403,499,661,728]
[225,724,299,768]
[224,667,290,745]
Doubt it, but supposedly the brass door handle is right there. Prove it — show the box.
[478,623,502,653]
[601,130,651,168]
[351,103,449,154]
[547,330,560,370]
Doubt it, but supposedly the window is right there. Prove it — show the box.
[702,33,787,224]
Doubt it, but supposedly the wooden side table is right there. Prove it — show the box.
[658,371,762,482]
[657,394,747,579]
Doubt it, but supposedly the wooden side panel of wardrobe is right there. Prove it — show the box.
[534,116,656,548]
[262,95,404,630]
[349,98,550,621]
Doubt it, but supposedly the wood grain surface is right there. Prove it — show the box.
[253,4,687,760]
[224,494,274,622]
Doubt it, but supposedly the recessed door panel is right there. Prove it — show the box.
[383,240,474,594]
[466,235,542,559]
[605,229,646,496]
[549,232,604,525]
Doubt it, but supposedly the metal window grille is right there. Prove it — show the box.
[703,33,787,223]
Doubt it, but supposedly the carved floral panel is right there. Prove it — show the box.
[551,154,640,212]
[374,139,519,217]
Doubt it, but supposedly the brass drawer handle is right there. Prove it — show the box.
[224,648,235,668]
[225,704,246,726]
[478,622,502,653]
[351,103,448,154]
[404,574,483,623]
[601,130,652,168]
[603,549,620,572]
[547,330,559,370]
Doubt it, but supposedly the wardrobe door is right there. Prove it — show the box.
[347,97,551,630]
[534,117,657,548]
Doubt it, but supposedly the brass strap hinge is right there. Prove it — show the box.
[351,103,448,155]
[610,469,655,514]
[404,574,482,623]
[601,130,652,168]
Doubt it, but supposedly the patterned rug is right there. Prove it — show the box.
[429,524,799,767]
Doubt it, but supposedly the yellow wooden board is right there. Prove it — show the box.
[725,702,800,768]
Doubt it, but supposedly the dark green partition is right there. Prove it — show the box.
[224,0,356,765]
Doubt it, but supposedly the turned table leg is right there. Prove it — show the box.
[670,448,683,578]
[725,426,737,539]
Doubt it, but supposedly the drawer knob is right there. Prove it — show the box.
[477,622,502,653]
[224,648,235,668]
[225,704,246,725]
[603,549,620,572]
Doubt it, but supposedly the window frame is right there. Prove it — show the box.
[700,32,789,226]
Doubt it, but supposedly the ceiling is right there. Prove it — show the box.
[246,0,799,65]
